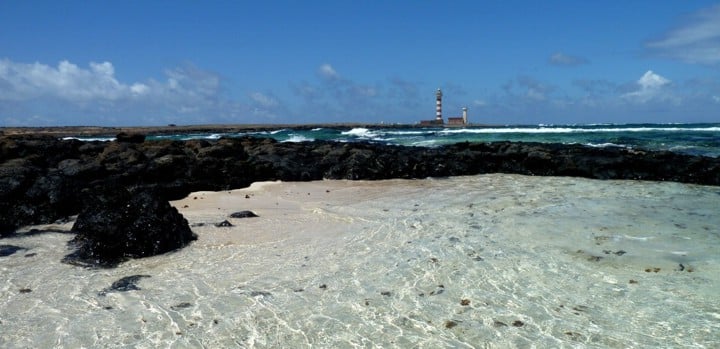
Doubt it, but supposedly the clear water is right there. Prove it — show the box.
[1,174,719,348]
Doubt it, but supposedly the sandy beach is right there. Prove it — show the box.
[2,174,719,347]
[169,180,365,246]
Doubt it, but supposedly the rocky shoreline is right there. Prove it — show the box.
[2,133,719,266]
[0,123,414,138]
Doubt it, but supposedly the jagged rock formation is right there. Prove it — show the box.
[64,185,196,267]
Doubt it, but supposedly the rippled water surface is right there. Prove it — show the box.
[1,175,719,348]
[67,123,720,157]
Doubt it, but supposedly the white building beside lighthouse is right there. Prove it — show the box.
[420,88,468,126]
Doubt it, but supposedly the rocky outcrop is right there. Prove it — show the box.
[1,134,719,264]
[115,132,146,143]
[64,185,196,267]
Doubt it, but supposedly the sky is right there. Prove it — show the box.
[1,0,720,126]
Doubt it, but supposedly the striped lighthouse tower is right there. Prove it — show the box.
[435,88,443,123]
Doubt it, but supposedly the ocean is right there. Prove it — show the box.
[113,123,720,158]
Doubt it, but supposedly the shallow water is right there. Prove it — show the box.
[1,174,719,348]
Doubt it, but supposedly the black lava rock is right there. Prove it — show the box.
[215,220,234,227]
[115,132,146,143]
[0,244,26,257]
[229,210,259,218]
[65,186,196,267]
[99,274,151,296]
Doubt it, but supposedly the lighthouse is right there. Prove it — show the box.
[420,88,468,126]
[435,88,443,122]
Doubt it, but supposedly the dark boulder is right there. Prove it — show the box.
[115,132,146,143]
[98,274,151,296]
[229,210,259,218]
[0,159,40,235]
[65,186,196,267]
[215,220,234,227]
[0,244,26,257]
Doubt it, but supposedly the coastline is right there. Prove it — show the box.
[2,124,718,268]
[0,123,437,138]
[2,131,719,236]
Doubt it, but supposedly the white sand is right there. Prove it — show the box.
[3,175,718,347]
[169,178,435,247]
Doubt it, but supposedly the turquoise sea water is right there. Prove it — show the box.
[68,123,720,158]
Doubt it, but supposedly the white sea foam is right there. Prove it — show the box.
[410,139,440,147]
[584,142,627,149]
[341,127,376,138]
[282,134,314,143]
[438,126,720,134]
[382,130,428,136]
[61,136,114,142]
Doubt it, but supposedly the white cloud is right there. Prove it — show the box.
[130,83,149,95]
[637,70,670,90]
[548,52,589,66]
[0,59,259,125]
[318,63,339,80]
[0,59,135,101]
[622,70,672,103]
[646,5,720,64]
[249,92,279,108]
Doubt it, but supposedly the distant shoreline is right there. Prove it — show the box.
[0,123,498,137]
[0,123,417,137]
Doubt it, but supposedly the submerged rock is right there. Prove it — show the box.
[99,275,151,296]
[215,220,234,227]
[65,186,196,267]
[0,244,26,257]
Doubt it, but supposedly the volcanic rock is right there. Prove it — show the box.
[115,132,146,143]
[0,244,26,257]
[215,220,234,227]
[65,185,196,267]
[229,211,259,218]
[99,275,151,296]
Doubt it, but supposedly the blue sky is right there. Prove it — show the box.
[1,1,720,126]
